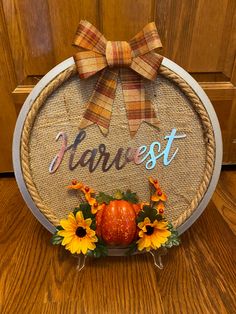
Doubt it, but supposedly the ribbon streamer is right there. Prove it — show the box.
[73,20,163,137]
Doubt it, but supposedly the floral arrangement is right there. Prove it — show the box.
[51,178,180,257]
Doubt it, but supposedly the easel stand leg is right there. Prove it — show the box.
[76,254,87,271]
[149,248,168,269]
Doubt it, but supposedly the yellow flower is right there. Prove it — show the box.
[81,186,95,195]
[149,177,160,190]
[67,181,97,206]
[67,181,95,195]
[67,179,84,190]
[137,217,171,251]
[151,188,167,202]
[155,202,165,215]
[86,195,105,214]
[58,211,98,255]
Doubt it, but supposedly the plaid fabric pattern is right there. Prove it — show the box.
[73,20,163,137]
[120,68,159,136]
[129,22,162,57]
[106,41,132,67]
[131,52,163,81]
[79,68,118,135]
[73,20,107,54]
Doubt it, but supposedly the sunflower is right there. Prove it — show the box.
[151,188,167,202]
[137,217,171,251]
[57,211,98,255]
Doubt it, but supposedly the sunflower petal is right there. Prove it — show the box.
[137,238,146,251]
[66,237,81,254]
[67,212,77,224]
[87,229,96,237]
[80,238,91,254]
[76,211,84,222]
[85,218,92,227]
[58,230,75,238]
[60,218,76,231]
[61,235,75,245]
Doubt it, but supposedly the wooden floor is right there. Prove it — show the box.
[0,171,236,314]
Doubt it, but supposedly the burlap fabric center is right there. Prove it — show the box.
[20,64,215,228]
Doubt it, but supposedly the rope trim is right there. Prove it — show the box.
[20,64,215,228]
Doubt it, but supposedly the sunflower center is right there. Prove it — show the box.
[76,227,87,238]
[145,225,154,235]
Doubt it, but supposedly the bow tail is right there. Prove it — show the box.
[79,68,118,135]
[120,68,159,138]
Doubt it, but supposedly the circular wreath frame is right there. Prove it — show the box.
[20,64,216,229]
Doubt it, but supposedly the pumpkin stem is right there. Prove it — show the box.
[113,190,123,200]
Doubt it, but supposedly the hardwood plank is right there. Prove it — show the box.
[212,170,236,234]
[221,0,236,78]
[161,201,236,313]
[155,0,235,74]
[189,0,229,72]
[0,2,17,172]
[155,0,196,68]
[0,177,236,313]
[47,0,98,64]
[228,94,236,163]
[2,0,55,83]
[101,0,154,40]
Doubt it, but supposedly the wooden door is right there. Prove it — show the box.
[0,0,235,172]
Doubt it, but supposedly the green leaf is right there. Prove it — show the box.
[93,250,101,258]
[86,250,95,257]
[87,243,108,258]
[90,220,96,231]
[73,207,80,215]
[156,214,163,221]
[79,203,94,219]
[96,192,114,205]
[79,203,91,212]
[163,227,181,248]
[97,237,106,245]
[136,205,159,223]
[86,237,108,258]
[51,233,63,245]
[167,222,174,231]
[123,190,139,204]
[56,225,64,231]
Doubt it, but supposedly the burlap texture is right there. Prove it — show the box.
[26,72,209,225]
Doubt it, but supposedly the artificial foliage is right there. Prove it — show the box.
[51,177,180,257]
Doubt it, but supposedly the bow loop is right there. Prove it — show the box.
[73,20,163,137]
[74,50,107,79]
[73,20,107,54]
[129,22,162,57]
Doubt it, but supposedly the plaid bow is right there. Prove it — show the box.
[73,20,163,137]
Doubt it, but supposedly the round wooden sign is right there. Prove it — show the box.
[13,56,222,239]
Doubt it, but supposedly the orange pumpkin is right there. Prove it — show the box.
[132,203,141,215]
[96,200,138,246]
